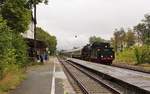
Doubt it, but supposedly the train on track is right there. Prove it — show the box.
[62,42,115,65]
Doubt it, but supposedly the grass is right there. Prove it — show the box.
[0,66,26,94]
[0,61,48,94]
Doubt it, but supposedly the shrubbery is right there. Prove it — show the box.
[0,18,28,79]
[116,45,150,65]
[116,48,135,63]
[12,34,28,67]
[134,45,150,65]
[0,0,49,93]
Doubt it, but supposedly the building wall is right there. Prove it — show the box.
[22,23,34,39]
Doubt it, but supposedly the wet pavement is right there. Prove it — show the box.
[10,57,75,94]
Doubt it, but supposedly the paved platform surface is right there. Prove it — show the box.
[68,58,150,93]
[11,57,75,94]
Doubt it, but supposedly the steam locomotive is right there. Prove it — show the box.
[63,42,115,65]
[81,42,115,64]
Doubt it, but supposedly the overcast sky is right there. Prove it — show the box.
[37,0,150,50]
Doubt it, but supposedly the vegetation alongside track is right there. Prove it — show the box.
[115,45,150,65]
[111,14,150,66]
[113,45,150,72]
[0,18,27,93]
[0,0,56,94]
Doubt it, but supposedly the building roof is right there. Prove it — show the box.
[25,38,47,49]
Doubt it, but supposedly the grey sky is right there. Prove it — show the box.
[37,0,150,50]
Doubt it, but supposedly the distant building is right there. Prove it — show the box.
[21,23,34,39]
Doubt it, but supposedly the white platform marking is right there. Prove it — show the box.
[51,62,55,94]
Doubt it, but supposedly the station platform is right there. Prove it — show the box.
[11,57,75,94]
[68,58,150,93]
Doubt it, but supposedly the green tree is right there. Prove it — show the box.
[89,36,105,44]
[134,14,150,45]
[1,0,31,33]
[134,23,147,45]
[111,28,125,52]
[36,27,57,55]
[111,28,126,52]
[125,28,136,47]
[0,0,31,78]
[143,14,150,45]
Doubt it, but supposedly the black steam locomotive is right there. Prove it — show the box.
[63,42,115,65]
[81,42,115,64]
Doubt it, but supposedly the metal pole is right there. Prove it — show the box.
[33,2,37,59]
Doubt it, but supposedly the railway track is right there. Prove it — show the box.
[62,61,83,94]
[67,58,150,94]
[59,58,121,94]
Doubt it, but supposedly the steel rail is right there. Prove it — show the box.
[60,60,90,94]
[68,58,150,94]
[59,58,119,94]
[66,60,121,94]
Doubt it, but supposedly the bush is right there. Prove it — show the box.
[116,45,150,65]
[134,45,150,65]
[0,17,28,79]
[0,18,13,79]
[12,34,28,67]
[116,47,135,63]
[0,17,28,94]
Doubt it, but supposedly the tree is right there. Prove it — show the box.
[134,23,147,45]
[36,27,57,55]
[125,28,136,47]
[134,14,150,45]
[0,0,5,5]
[89,36,105,44]
[118,28,126,51]
[1,0,31,33]
[143,14,150,45]
[111,28,126,52]
[112,29,119,52]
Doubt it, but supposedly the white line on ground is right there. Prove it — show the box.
[51,62,55,94]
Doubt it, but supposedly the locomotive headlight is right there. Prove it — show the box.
[97,49,100,51]
[101,55,103,58]
[110,55,113,58]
